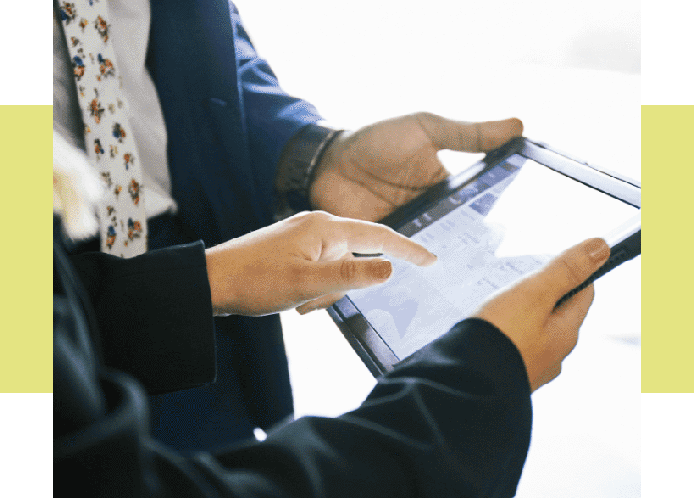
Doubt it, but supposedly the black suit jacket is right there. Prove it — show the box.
[54,219,533,497]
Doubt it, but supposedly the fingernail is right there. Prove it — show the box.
[421,254,438,267]
[586,238,609,263]
[418,250,437,266]
[372,260,393,280]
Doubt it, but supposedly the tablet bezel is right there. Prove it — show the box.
[327,137,641,377]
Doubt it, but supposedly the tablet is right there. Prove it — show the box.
[327,137,641,377]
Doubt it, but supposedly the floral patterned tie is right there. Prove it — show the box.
[59,1,147,257]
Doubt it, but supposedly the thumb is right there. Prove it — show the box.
[416,113,523,152]
[304,258,393,298]
[534,238,610,305]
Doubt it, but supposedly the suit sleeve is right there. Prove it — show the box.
[153,319,532,498]
[231,3,324,203]
[56,258,532,498]
[57,233,532,497]
[70,242,217,394]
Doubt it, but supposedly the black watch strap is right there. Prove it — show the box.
[276,124,343,214]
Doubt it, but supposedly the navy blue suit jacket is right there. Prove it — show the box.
[144,0,322,449]
[148,0,321,244]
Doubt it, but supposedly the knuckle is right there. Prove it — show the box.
[293,210,313,219]
[290,210,330,225]
[303,210,332,230]
[285,211,310,227]
[339,260,358,282]
[412,111,438,131]
[383,224,399,235]
[413,111,435,121]
[309,210,332,221]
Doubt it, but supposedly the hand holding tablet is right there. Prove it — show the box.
[474,237,610,392]
[329,138,641,375]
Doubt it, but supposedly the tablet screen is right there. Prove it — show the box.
[346,154,639,360]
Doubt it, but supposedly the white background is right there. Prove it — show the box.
[3,0,691,495]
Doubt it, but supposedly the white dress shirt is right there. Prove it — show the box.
[53,0,177,220]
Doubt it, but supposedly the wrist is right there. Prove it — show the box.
[275,124,344,214]
[204,245,237,317]
[308,129,354,212]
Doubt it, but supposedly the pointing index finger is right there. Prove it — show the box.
[333,217,437,267]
